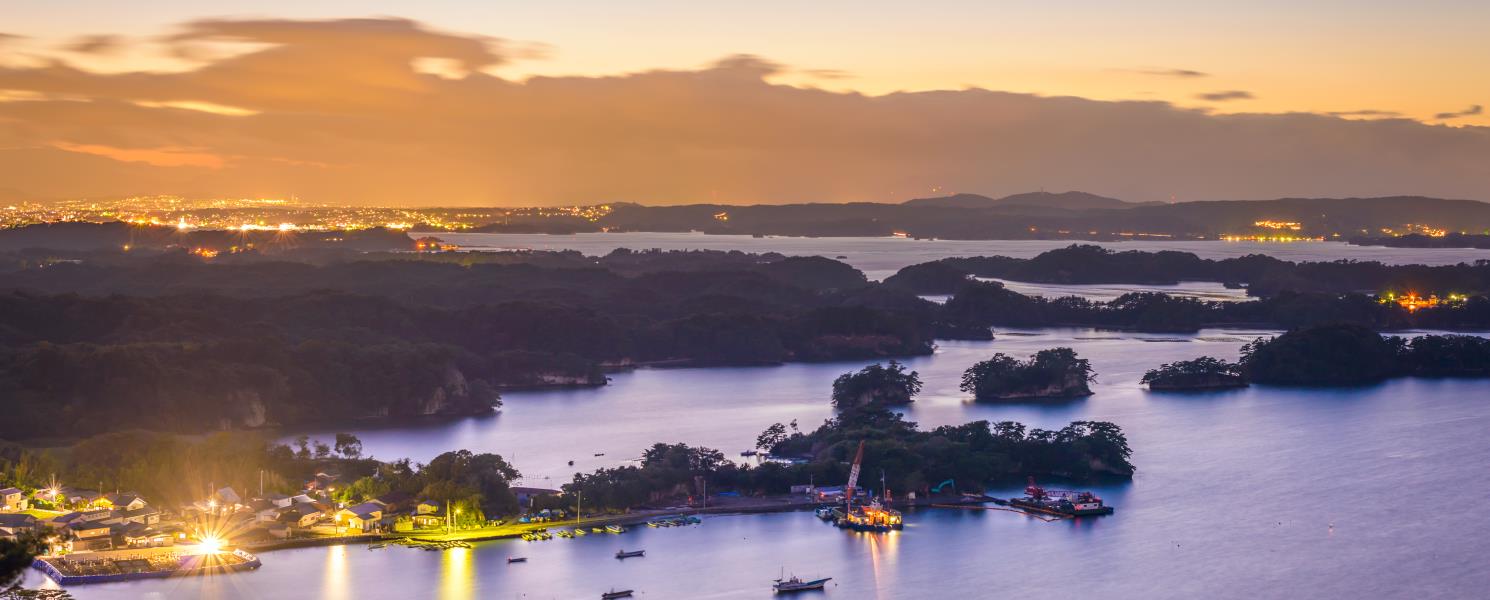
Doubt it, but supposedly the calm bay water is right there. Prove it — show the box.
[39,237,1490,598]
[424,231,1490,280]
[45,328,1490,599]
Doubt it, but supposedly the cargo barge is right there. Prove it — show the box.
[1006,477,1114,517]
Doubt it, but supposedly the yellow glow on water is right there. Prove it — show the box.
[440,546,476,600]
[323,544,349,600]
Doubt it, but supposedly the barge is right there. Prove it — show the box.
[1007,477,1114,517]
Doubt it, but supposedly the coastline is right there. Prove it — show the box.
[242,493,994,554]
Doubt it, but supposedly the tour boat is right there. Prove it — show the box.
[615,549,645,559]
[774,575,832,593]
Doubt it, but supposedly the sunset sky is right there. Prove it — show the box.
[3,1,1489,205]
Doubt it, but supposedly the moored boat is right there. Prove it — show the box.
[602,589,634,599]
[774,575,832,593]
[615,549,645,559]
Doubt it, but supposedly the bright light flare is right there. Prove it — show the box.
[198,535,224,554]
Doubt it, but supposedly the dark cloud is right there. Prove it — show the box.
[1130,68,1208,78]
[1327,109,1401,118]
[64,34,125,55]
[709,54,784,77]
[1435,104,1483,120]
[1196,90,1254,102]
[0,18,1489,205]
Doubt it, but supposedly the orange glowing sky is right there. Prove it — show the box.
[2,2,1488,205]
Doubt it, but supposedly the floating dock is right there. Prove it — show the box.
[34,548,261,585]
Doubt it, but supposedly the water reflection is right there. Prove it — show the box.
[439,547,475,600]
[323,545,348,600]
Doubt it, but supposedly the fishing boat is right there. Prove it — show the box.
[602,590,633,599]
[507,557,527,563]
[573,528,587,536]
[591,527,605,534]
[367,542,387,550]
[615,549,645,559]
[605,525,625,534]
[774,575,832,593]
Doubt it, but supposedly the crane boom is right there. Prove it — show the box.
[844,440,865,508]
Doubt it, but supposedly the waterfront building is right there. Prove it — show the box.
[336,502,384,532]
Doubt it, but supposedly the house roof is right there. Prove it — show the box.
[0,487,21,496]
[346,502,383,519]
[118,507,159,519]
[215,487,242,504]
[0,514,38,528]
[61,488,101,500]
[280,504,322,517]
[69,520,110,532]
[49,512,83,525]
[106,492,143,506]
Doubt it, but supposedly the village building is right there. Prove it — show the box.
[0,513,39,537]
[335,502,384,532]
[278,503,325,528]
[1,487,27,511]
[68,519,114,551]
[102,492,148,511]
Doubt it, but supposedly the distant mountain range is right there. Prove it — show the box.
[582,194,1490,241]
[902,191,1159,211]
[6,192,1490,244]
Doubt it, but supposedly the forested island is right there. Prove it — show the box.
[0,250,951,440]
[830,362,922,408]
[897,244,1490,298]
[1142,357,1248,391]
[960,348,1095,400]
[1239,324,1490,385]
[9,237,1490,439]
[556,407,1133,511]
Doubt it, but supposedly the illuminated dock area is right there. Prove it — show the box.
[33,543,261,585]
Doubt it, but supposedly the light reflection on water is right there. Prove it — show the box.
[439,547,473,600]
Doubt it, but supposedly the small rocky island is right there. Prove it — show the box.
[1141,357,1248,391]
[960,347,1094,401]
[831,361,923,407]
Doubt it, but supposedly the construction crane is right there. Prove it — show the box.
[844,440,865,511]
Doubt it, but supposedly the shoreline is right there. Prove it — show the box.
[242,493,994,554]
